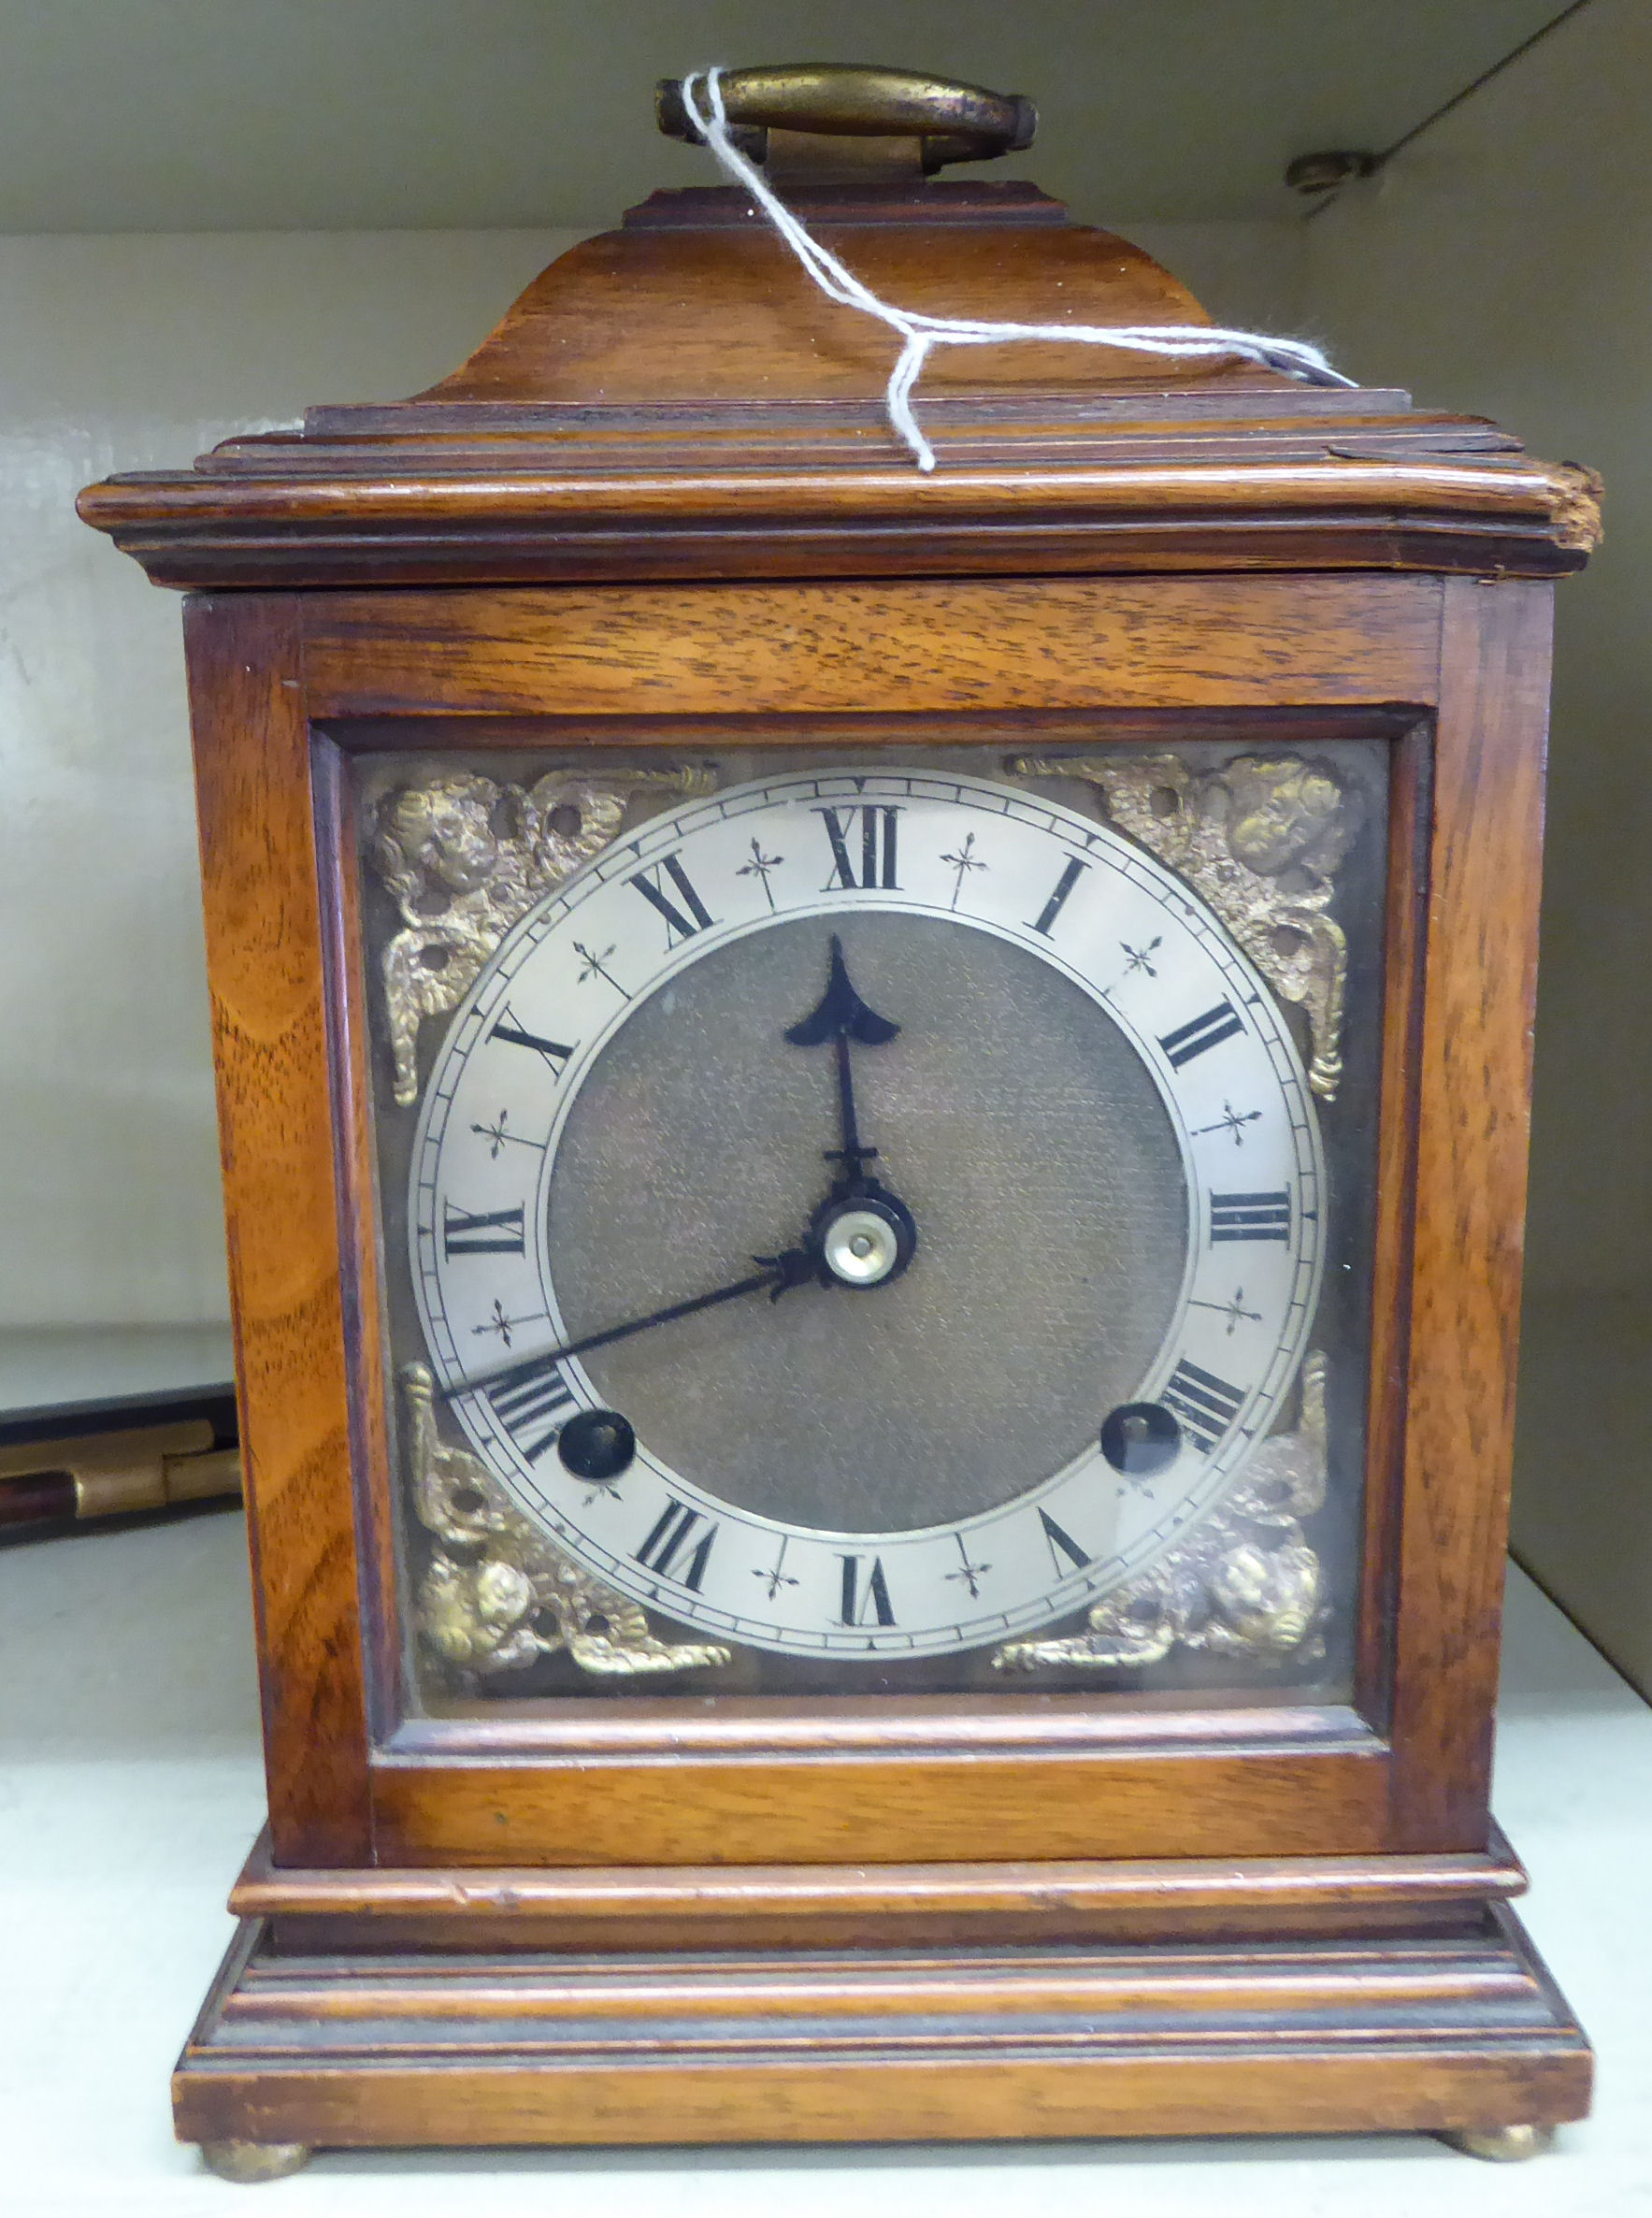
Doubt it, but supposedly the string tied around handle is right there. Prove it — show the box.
[680,65,1353,474]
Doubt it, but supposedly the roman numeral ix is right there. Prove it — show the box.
[488,1355,575,1462]
[628,854,715,945]
[442,1203,525,1258]
[816,805,900,891]
[635,1499,718,1590]
[1162,1360,1246,1454]
[1159,998,1245,1069]
[1210,1188,1292,1244]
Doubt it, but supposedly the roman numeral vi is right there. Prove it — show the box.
[839,1553,897,1626]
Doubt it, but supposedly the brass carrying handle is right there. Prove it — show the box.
[656,65,1036,171]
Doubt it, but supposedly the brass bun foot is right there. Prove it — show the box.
[199,2140,313,2183]
[1441,2124,1555,2162]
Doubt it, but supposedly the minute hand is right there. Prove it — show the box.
[445,1245,816,1401]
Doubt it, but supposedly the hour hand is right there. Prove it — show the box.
[784,934,899,1188]
[785,934,916,1288]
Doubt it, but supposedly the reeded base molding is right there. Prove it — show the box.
[175,1901,1589,2157]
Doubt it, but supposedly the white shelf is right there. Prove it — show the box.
[2,1515,1647,2212]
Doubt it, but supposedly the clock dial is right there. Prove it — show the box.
[408,769,1324,1660]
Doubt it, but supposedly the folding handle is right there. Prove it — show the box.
[656,65,1036,172]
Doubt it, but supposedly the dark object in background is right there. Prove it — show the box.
[0,1382,239,1542]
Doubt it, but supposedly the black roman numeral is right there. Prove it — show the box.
[635,1499,718,1590]
[1162,1360,1246,1453]
[627,854,715,944]
[488,1356,575,1462]
[1038,1506,1092,1575]
[1159,999,1244,1068]
[490,1007,573,1077]
[1028,856,1088,936]
[839,1552,896,1626]
[816,805,900,891]
[1210,1188,1291,1244]
[442,1203,525,1257]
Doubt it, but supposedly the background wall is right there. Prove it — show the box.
[1,230,582,1326]
[1298,0,1652,1690]
[0,219,1300,1330]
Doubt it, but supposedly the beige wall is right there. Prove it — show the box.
[0,230,582,1327]
[0,219,1299,1330]
[1303,0,1651,1302]
[1300,0,1652,1688]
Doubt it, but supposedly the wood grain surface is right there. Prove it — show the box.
[233,1822,1530,1954]
[172,1904,1590,2152]
[184,597,372,1865]
[301,574,1444,718]
[1387,578,1554,1847]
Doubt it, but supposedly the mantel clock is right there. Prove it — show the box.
[79,65,1602,2178]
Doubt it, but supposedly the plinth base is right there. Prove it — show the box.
[175,1903,1589,2159]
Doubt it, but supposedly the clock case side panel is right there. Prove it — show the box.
[180,594,376,1866]
[1385,576,1554,1847]
[282,571,1480,1869]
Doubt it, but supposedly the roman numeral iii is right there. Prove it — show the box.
[816,805,900,890]
[627,854,715,944]
[1158,999,1245,1068]
[635,1499,718,1590]
[442,1203,525,1257]
[1210,1188,1292,1244]
[1161,1360,1246,1454]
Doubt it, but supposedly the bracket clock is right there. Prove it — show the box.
[79,65,1602,2178]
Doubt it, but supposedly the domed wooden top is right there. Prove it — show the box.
[78,69,1599,590]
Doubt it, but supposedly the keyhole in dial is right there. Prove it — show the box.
[558,1408,637,1482]
[1100,1401,1181,1478]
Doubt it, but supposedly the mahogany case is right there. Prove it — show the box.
[79,161,1600,2161]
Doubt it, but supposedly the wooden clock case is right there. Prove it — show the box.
[79,104,1602,2169]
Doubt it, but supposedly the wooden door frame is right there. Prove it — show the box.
[181,569,1549,1869]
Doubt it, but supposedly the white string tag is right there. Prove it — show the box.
[681,66,1353,473]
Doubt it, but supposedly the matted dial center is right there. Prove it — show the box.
[545,913,1187,1533]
